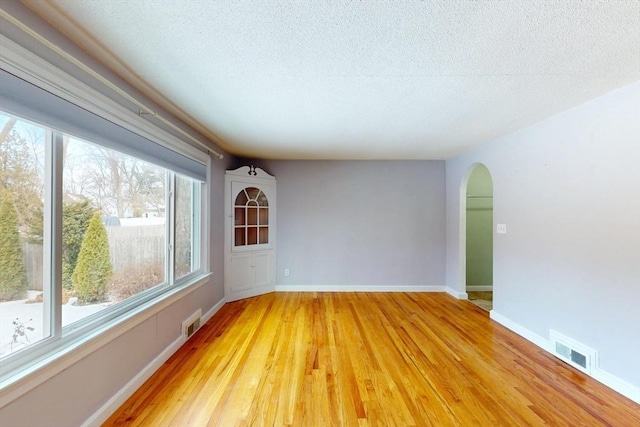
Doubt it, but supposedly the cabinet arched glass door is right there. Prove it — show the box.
[234,187,269,247]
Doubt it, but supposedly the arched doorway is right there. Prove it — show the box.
[463,164,493,311]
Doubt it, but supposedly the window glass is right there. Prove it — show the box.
[0,113,48,357]
[62,137,167,327]
[175,175,199,280]
[235,190,247,206]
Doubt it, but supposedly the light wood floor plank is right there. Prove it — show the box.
[103,292,640,426]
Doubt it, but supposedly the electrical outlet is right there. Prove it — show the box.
[284,268,290,277]
[497,224,507,234]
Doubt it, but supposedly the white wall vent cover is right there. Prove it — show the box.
[550,330,598,375]
[182,309,202,340]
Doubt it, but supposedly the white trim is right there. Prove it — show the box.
[456,163,494,306]
[81,336,184,427]
[202,298,226,325]
[446,287,468,299]
[275,285,446,293]
[0,274,211,408]
[466,285,493,292]
[592,367,640,404]
[0,35,208,164]
[490,310,640,404]
[82,296,227,427]
[489,310,553,352]
[226,166,275,180]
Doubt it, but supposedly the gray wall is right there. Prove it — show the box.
[0,3,230,425]
[446,81,640,388]
[260,160,446,288]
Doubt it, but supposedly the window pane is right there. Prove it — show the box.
[62,137,166,327]
[235,227,245,246]
[0,113,48,357]
[247,207,258,225]
[234,207,245,226]
[175,175,199,280]
[247,227,258,245]
[245,187,259,200]
[259,208,268,225]
[235,190,247,206]
[257,191,268,206]
[259,227,269,244]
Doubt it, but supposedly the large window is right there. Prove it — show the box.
[0,115,47,358]
[0,107,205,373]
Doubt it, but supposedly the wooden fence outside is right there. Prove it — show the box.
[22,225,165,291]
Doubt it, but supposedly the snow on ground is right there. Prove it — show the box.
[0,291,107,357]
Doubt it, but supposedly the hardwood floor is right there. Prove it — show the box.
[104,292,640,426]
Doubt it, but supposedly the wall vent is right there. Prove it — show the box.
[550,330,597,375]
[182,309,202,340]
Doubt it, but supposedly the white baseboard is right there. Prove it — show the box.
[489,311,552,352]
[276,284,468,298]
[203,298,226,324]
[466,285,493,292]
[592,367,640,403]
[446,287,468,299]
[82,297,227,427]
[490,310,639,404]
[81,336,184,427]
[275,285,445,292]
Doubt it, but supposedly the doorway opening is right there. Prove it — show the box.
[463,164,493,311]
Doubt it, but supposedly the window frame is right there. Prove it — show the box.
[173,175,204,281]
[0,35,211,398]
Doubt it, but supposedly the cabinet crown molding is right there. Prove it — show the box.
[226,165,275,180]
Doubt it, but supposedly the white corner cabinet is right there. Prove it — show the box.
[224,166,276,301]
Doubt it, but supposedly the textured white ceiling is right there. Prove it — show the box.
[23,1,640,160]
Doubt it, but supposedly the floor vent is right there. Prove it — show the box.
[550,330,597,375]
[182,309,202,340]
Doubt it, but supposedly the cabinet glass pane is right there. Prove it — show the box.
[245,187,259,200]
[247,227,258,245]
[234,207,245,226]
[247,207,258,225]
[235,190,248,206]
[259,227,269,244]
[234,227,245,246]
[257,191,268,206]
[259,208,269,225]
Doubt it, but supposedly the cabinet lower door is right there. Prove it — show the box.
[227,253,254,294]
[253,252,272,289]
[226,250,274,302]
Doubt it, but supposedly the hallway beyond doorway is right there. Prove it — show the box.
[468,291,493,311]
